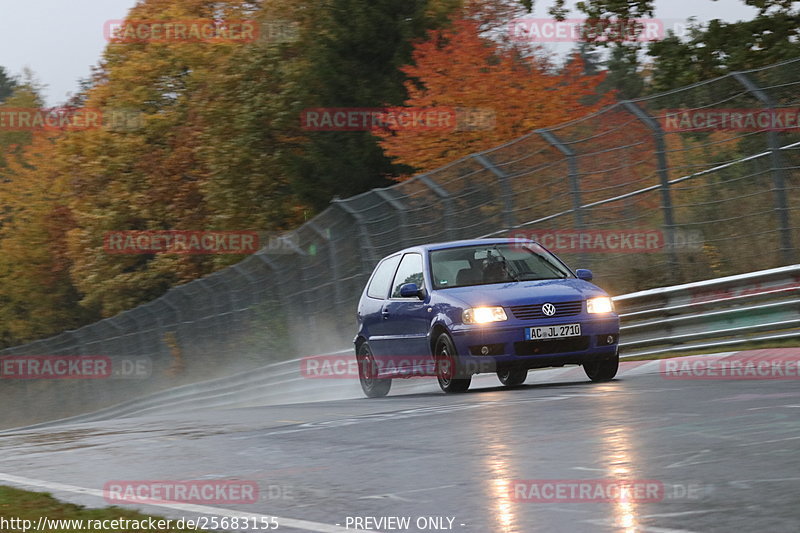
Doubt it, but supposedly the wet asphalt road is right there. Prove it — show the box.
[1,359,800,533]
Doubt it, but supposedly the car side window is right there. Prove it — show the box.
[367,255,401,299]
[390,253,424,298]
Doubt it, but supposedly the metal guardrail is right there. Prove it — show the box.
[6,267,799,431]
[615,264,800,358]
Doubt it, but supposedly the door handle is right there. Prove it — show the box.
[381,308,390,319]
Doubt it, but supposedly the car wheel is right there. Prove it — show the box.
[583,354,619,382]
[497,368,527,387]
[357,343,391,398]
[434,333,471,393]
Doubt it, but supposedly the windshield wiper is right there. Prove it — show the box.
[527,251,569,278]
[490,246,520,282]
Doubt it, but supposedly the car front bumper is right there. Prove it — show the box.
[448,317,619,375]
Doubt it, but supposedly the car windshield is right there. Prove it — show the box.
[429,243,572,289]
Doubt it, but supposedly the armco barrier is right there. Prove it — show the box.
[8,266,799,430]
[2,58,799,427]
[616,265,800,357]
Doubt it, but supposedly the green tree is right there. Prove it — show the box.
[283,0,462,211]
[0,66,16,103]
[648,1,800,91]
[550,0,656,98]
[0,71,43,158]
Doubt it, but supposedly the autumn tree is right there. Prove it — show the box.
[0,0,468,332]
[0,131,96,346]
[377,14,614,172]
[60,0,274,317]
[0,73,43,174]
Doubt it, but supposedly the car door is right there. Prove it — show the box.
[360,254,402,357]
[382,253,432,363]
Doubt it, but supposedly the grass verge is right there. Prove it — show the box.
[0,486,206,532]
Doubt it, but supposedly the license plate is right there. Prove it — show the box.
[525,323,581,340]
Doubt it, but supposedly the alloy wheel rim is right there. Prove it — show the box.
[438,344,453,385]
[360,349,375,389]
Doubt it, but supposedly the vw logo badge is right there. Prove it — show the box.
[542,303,557,316]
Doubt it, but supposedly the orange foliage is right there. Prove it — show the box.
[377,17,616,173]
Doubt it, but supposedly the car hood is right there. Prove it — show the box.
[438,278,608,308]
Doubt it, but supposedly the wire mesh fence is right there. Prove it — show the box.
[1,58,798,425]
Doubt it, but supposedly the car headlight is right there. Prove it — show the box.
[587,297,614,314]
[463,306,508,324]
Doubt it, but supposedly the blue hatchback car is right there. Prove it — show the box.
[354,238,620,397]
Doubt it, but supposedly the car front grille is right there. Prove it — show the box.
[510,300,583,320]
[514,336,590,356]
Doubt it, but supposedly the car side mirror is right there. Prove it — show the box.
[575,269,593,281]
[399,283,424,299]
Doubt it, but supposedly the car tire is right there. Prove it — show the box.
[357,343,391,398]
[497,368,527,387]
[583,354,619,382]
[434,333,471,393]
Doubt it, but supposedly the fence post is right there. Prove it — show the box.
[254,253,283,300]
[307,220,345,314]
[373,188,410,249]
[69,328,88,356]
[160,289,190,368]
[537,129,584,228]
[141,301,170,363]
[731,71,795,264]
[418,175,455,237]
[232,263,259,309]
[331,198,378,275]
[207,273,238,331]
[283,235,317,339]
[253,253,301,353]
[232,261,282,344]
[121,312,147,357]
[193,279,222,343]
[473,153,515,230]
[537,129,588,266]
[268,233,314,335]
[159,296,183,361]
[621,100,681,282]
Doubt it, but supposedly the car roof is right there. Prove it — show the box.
[390,238,532,256]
